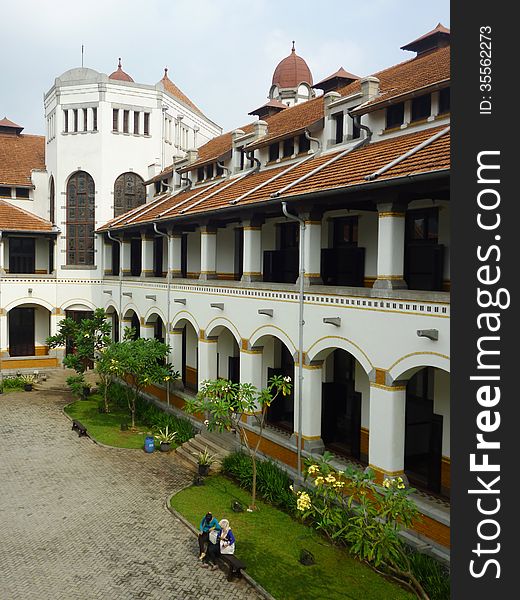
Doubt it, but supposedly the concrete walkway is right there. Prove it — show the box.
[0,374,261,600]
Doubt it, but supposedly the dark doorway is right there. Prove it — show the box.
[111,241,120,275]
[405,368,443,495]
[9,237,35,274]
[228,356,240,383]
[153,318,164,343]
[181,234,188,278]
[8,307,35,356]
[266,343,294,432]
[404,208,444,291]
[130,313,141,339]
[263,222,299,284]
[130,239,142,276]
[112,312,119,342]
[321,217,365,286]
[321,350,362,460]
[153,237,164,277]
[65,310,94,365]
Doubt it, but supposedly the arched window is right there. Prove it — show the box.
[66,171,95,265]
[49,176,55,224]
[114,172,145,217]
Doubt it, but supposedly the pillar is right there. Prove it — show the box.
[141,234,155,277]
[0,236,5,273]
[300,362,325,452]
[169,233,183,278]
[199,226,217,280]
[240,344,263,421]
[373,202,407,289]
[50,310,66,363]
[140,321,155,339]
[198,331,218,388]
[302,215,322,286]
[0,311,7,359]
[103,241,112,276]
[241,222,262,282]
[121,240,131,276]
[368,379,407,479]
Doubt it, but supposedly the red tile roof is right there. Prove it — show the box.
[349,45,450,114]
[272,44,313,87]
[159,68,204,117]
[0,132,45,186]
[100,125,449,231]
[109,58,134,82]
[0,199,54,232]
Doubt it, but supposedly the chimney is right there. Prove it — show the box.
[360,77,380,101]
[185,149,198,164]
[148,159,161,179]
[323,91,341,108]
[253,120,268,139]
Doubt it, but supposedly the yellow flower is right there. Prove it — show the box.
[307,464,320,474]
[325,474,336,484]
[314,476,325,486]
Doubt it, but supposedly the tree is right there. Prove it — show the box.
[184,375,291,510]
[106,336,178,428]
[46,308,112,374]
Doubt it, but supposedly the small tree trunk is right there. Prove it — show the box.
[251,455,257,510]
[103,376,110,413]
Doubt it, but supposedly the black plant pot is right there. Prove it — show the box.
[82,387,90,399]
[24,384,33,392]
[198,464,210,477]
[160,442,171,452]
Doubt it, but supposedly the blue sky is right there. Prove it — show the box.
[1,0,450,135]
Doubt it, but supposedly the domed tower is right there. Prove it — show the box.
[269,42,315,107]
[109,58,134,82]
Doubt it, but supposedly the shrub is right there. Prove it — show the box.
[66,374,87,399]
[408,552,450,600]
[222,451,296,512]
[1,376,26,393]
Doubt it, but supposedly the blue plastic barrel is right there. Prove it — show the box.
[144,436,155,453]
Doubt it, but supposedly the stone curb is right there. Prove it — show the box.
[166,488,277,600]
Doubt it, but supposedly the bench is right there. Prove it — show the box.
[217,554,246,581]
[71,420,88,437]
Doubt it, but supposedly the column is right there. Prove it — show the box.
[368,378,407,480]
[241,221,262,282]
[0,236,5,273]
[240,344,263,422]
[300,362,325,452]
[121,240,131,276]
[141,233,155,277]
[50,310,66,363]
[140,321,155,339]
[103,241,112,276]
[0,311,7,359]
[53,238,59,274]
[198,331,218,388]
[373,201,407,289]
[199,225,217,281]
[169,233,183,278]
[302,214,322,286]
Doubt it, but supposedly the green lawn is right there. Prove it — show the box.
[64,397,162,450]
[170,475,414,600]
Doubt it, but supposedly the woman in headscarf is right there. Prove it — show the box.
[202,518,236,570]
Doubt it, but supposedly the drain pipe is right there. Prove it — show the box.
[179,171,192,191]
[304,128,321,152]
[107,231,123,341]
[281,202,305,481]
[153,222,171,406]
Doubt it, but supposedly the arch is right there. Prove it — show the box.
[205,317,241,345]
[66,170,95,265]
[5,297,54,313]
[104,301,119,314]
[249,325,297,355]
[171,310,200,333]
[388,352,450,383]
[113,172,146,217]
[144,307,167,325]
[306,336,373,376]
[61,298,97,312]
[122,305,141,320]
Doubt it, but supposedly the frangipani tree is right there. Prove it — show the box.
[184,375,291,510]
[105,335,178,428]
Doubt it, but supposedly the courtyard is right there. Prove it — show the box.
[0,375,261,600]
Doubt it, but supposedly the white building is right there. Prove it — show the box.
[0,25,451,553]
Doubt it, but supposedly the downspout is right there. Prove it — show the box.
[243,148,261,173]
[106,231,123,341]
[216,161,230,177]
[304,128,321,152]
[153,222,171,406]
[179,171,192,191]
[281,202,305,481]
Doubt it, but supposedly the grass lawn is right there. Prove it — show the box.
[64,396,165,450]
[170,475,414,600]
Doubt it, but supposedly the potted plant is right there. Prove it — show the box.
[21,374,35,392]
[154,425,177,452]
[195,447,216,476]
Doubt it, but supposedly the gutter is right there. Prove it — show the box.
[153,223,171,407]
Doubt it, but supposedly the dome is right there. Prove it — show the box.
[272,42,313,88]
[109,58,134,82]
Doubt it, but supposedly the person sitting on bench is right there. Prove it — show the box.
[198,512,221,560]
[202,518,235,570]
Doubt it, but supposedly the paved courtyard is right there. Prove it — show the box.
[0,377,261,600]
